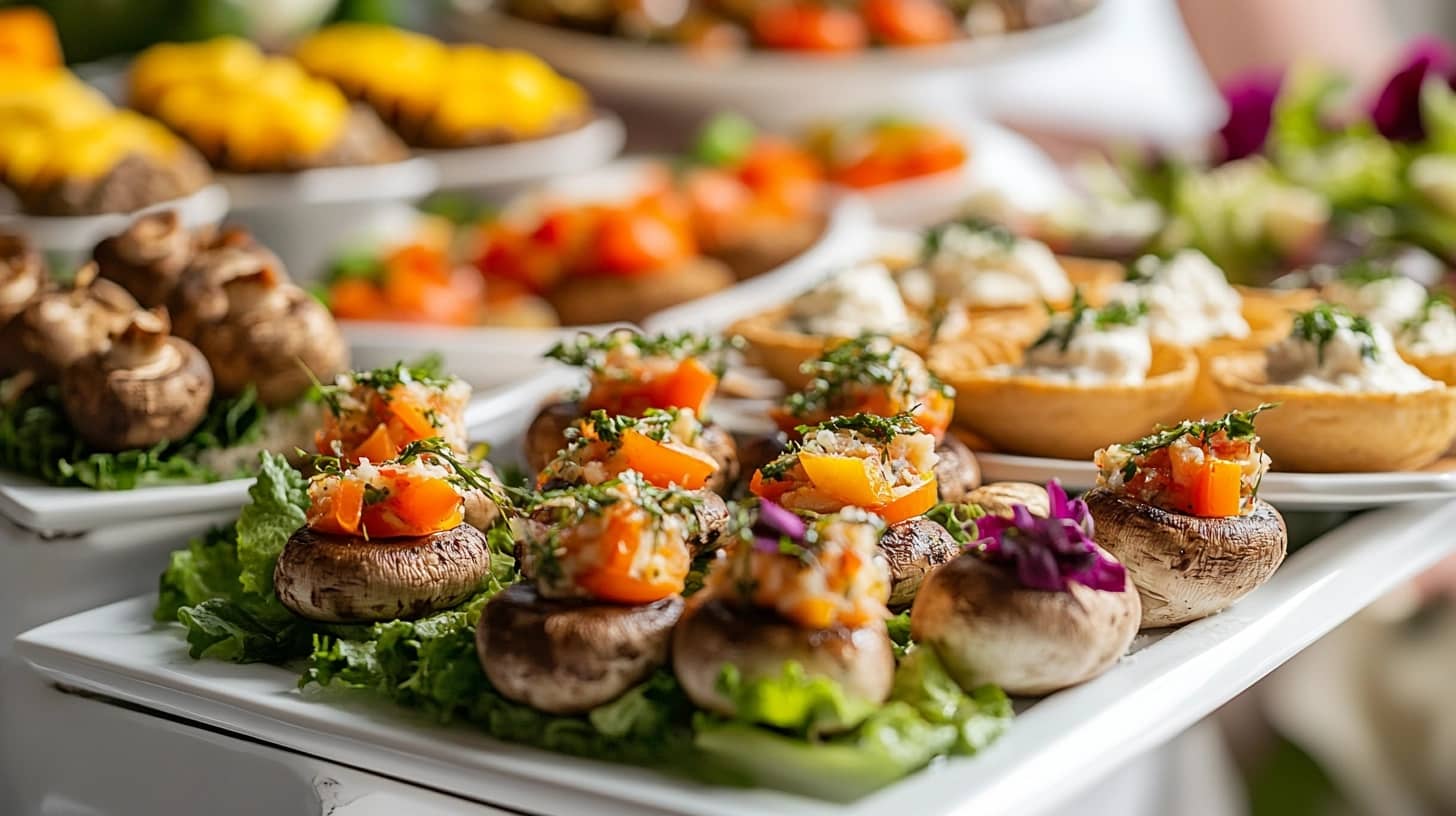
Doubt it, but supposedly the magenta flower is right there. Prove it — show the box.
[1371,38,1456,142]
[973,480,1127,593]
[1216,71,1283,162]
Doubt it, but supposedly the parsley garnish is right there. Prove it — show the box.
[759,412,922,482]
[572,408,683,447]
[1031,290,1148,353]
[1119,404,1277,459]
[545,330,738,375]
[1399,293,1453,336]
[316,359,457,416]
[784,334,953,417]
[922,216,1016,260]
[1290,304,1378,363]
[526,471,701,535]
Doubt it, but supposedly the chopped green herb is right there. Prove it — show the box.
[1119,404,1277,459]
[922,216,1016,260]
[785,334,952,418]
[545,330,738,375]
[1400,292,1454,336]
[1289,304,1378,363]
[1030,290,1148,353]
[796,412,922,444]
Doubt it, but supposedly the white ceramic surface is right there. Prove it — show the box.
[18,499,1456,816]
[457,6,1103,123]
[0,184,229,266]
[976,452,1456,511]
[420,112,627,192]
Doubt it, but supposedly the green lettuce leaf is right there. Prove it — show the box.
[891,647,1013,755]
[155,525,243,623]
[715,662,877,736]
[236,451,309,595]
[176,597,314,663]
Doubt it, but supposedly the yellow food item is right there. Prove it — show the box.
[0,67,189,189]
[294,24,588,146]
[129,37,351,170]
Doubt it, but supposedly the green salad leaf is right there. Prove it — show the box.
[236,452,310,595]
[0,383,267,489]
[715,662,877,736]
[892,647,1013,755]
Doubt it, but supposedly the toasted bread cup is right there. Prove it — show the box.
[1181,293,1298,418]
[1211,351,1456,472]
[929,340,1198,461]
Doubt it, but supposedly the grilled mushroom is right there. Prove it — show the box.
[878,516,959,607]
[60,309,213,451]
[963,482,1050,518]
[274,524,492,623]
[911,550,1140,696]
[0,263,139,381]
[672,595,895,729]
[1083,487,1287,628]
[933,434,981,503]
[477,583,684,714]
[92,210,199,307]
[185,266,348,406]
[526,399,741,494]
[0,232,47,327]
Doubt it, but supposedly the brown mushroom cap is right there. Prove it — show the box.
[187,267,349,406]
[911,550,1141,696]
[527,399,741,496]
[274,523,492,623]
[879,516,959,607]
[477,582,684,715]
[1083,487,1288,628]
[0,232,48,326]
[0,264,140,381]
[92,210,199,307]
[672,595,895,729]
[933,433,982,504]
[60,310,214,451]
[167,234,287,340]
[963,482,1051,518]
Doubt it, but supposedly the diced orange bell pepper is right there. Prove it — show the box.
[577,507,688,603]
[593,206,697,277]
[861,0,957,47]
[873,476,938,524]
[0,8,62,69]
[786,597,837,629]
[1193,458,1243,518]
[654,358,718,414]
[384,477,464,535]
[389,391,438,441]
[749,469,795,503]
[352,423,397,463]
[617,429,719,490]
[328,278,391,321]
[332,479,365,534]
[798,451,893,507]
[913,390,954,441]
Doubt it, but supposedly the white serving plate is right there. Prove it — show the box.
[976,452,1456,512]
[0,387,547,536]
[420,112,626,192]
[343,178,874,390]
[18,498,1456,816]
[458,6,1103,122]
[0,184,230,266]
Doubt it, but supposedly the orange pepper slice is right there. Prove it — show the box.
[381,476,463,535]
[389,390,438,441]
[749,468,794,503]
[577,507,688,604]
[617,429,718,490]
[913,390,954,442]
[798,451,893,507]
[1193,458,1243,517]
[654,357,718,415]
[873,476,938,525]
[351,423,396,463]
[331,479,365,534]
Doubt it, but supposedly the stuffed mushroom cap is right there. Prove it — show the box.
[911,549,1140,696]
[879,515,959,607]
[1083,487,1287,628]
[0,232,47,326]
[933,433,982,503]
[188,266,349,406]
[167,232,287,340]
[672,596,896,726]
[963,482,1050,518]
[93,210,198,307]
[274,523,493,623]
[477,583,684,715]
[0,263,140,381]
[60,309,214,451]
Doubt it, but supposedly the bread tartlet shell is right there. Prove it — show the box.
[727,304,928,389]
[1211,351,1456,472]
[1401,349,1456,387]
[1182,292,1298,419]
[1084,488,1287,628]
[929,341,1198,461]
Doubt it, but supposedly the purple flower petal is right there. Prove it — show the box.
[756,499,808,541]
[1217,71,1283,162]
[1371,38,1456,142]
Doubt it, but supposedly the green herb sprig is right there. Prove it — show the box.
[545,330,738,375]
[1289,304,1378,363]
[784,334,952,418]
[921,216,1016,260]
[1030,291,1148,353]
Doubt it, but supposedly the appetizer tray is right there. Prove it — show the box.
[976,453,1456,512]
[0,386,549,536]
[19,492,1456,816]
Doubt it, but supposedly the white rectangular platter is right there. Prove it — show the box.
[19,498,1456,816]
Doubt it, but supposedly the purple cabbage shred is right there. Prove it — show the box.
[753,499,807,553]
[973,480,1126,593]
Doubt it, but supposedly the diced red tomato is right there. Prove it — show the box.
[751,2,868,52]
